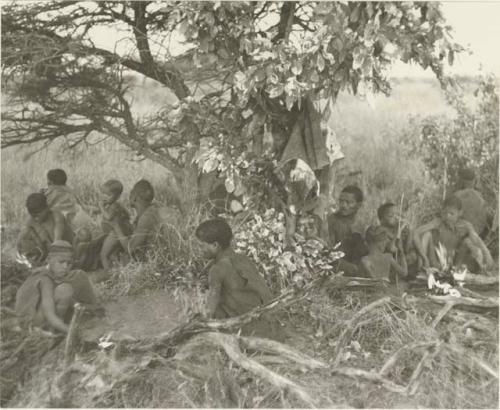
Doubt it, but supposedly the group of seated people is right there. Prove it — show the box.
[13,167,495,338]
[321,168,494,283]
[17,169,164,272]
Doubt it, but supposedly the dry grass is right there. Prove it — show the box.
[2,77,497,408]
[4,288,497,408]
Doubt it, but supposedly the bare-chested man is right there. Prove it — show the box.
[413,195,493,273]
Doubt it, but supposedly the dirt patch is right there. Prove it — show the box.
[81,289,181,341]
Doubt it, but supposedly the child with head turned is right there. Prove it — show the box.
[99,179,133,269]
[41,169,79,228]
[361,225,407,282]
[195,218,284,341]
[17,193,74,266]
[413,195,494,273]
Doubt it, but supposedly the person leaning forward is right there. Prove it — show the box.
[15,240,97,334]
[195,218,284,341]
[110,179,161,260]
[17,193,74,266]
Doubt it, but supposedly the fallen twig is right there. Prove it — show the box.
[379,341,439,377]
[446,345,499,379]
[331,366,407,395]
[239,335,327,370]
[431,301,455,328]
[427,295,498,310]
[64,303,84,368]
[406,342,443,396]
[201,332,318,408]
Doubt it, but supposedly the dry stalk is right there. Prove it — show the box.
[63,303,84,368]
[331,366,407,395]
[201,332,318,408]
[239,336,327,370]
[431,301,455,328]
[427,295,498,310]
[379,341,439,377]
[406,342,443,396]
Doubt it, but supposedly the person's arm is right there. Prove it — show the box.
[465,224,494,268]
[109,220,130,252]
[412,218,440,267]
[389,253,407,277]
[39,277,69,333]
[206,267,223,318]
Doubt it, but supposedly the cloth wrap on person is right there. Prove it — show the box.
[15,241,96,327]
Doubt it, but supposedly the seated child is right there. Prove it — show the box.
[17,193,74,266]
[110,179,161,261]
[325,185,368,275]
[377,202,418,278]
[413,195,494,273]
[15,240,97,333]
[454,168,492,238]
[41,169,79,228]
[98,179,133,269]
[195,218,283,340]
[361,225,407,282]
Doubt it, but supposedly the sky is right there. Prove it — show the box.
[390,1,500,77]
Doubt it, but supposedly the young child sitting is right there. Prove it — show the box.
[97,179,133,269]
[41,169,79,228]
[361,225,407,282]
[15,240,97,333]
[17,193,75,266]
[195,218,283,340]
[413,195,494,273]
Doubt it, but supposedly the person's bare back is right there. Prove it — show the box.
[361,252,392,281]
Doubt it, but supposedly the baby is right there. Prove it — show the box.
[361,225,407,282]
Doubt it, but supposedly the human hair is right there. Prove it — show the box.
[365,225,387,244]
[377,202,396,221]
[341,185,363,203]
[131,179,154,203]
[47,169,67,186]
[26,193,48,215]
[443,195,462,211]
[195,218,233,249]
[102,179,124,197]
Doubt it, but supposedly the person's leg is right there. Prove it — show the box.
[100,233,119,270]
[421,231,440,268]
[54,283,74,322]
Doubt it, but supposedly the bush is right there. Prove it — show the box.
[403,75,499,204]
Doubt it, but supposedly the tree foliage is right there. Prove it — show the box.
[1,1,461,210]
[405,75,499,202]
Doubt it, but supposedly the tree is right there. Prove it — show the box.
[1,1,461,217]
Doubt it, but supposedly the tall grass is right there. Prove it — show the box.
[1,77,461,231]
